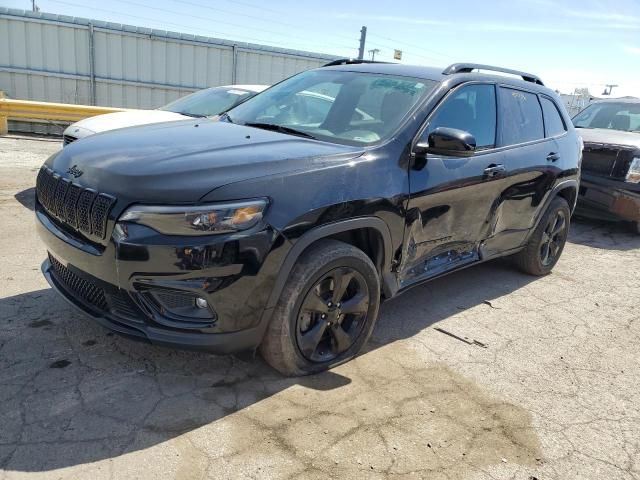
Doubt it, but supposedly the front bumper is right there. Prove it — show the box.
[36,201,287,353]
[41,258,268,352]
[576,174,640,223]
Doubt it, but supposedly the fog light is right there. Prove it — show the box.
[195,297,208,309]
[141,289,217,324]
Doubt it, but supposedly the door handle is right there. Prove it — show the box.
[547,152,560,162]
[483,164,506,178]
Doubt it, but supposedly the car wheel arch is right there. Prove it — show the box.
[556,183,578,213]
[265,217,397,313]
[527,180,578,241]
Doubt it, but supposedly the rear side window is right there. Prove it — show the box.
[499,87,544,145]
[428,84,496,149]
[540,97,566,137]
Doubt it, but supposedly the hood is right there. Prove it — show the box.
[577,128,640,149]
[64,110,189,137]
[48,120,364,203]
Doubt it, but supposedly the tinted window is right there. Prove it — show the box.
[428,84,496,148]
[499,87,544,145]
[298,93,332,123]
[295,93,372,124]
[541,97,566,137]
[227,70,437,146]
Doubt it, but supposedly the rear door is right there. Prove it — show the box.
[402,82,506,285]
[480,87,564,256]
[540,95,573,174]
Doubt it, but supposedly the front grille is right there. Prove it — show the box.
[77,190,97,233]
[36,167,115,240]
[48,254,145,323]
[582,143,635,179]
[107,292,144,323]
[91,195,115,238]
[154,291,196,309]
[63,135,77,146]
[48,254,109,312]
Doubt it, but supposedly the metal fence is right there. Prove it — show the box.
[0,8,336,134]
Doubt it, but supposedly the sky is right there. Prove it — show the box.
[3,0,640,97]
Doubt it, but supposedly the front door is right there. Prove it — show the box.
[401,83,506,286]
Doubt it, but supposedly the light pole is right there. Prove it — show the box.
[357,26,367,60]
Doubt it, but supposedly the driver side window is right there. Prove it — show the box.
[428,84,497,149]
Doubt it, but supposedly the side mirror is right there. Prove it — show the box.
[415,127,476,157]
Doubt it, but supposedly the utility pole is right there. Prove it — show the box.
[31,0,39,11]
[602,84,618,96]
[358,26,367,60]
[368,48,380,61]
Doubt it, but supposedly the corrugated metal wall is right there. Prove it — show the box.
[0,8,336,134]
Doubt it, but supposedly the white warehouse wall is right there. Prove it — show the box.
[0,8,336,134]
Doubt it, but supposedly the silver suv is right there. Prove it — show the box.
[573,99,640,233]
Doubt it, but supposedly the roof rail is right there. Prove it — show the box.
[442,63,544,86]
[322,58,393,67]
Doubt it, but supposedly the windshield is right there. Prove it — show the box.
[225,70,437,146]
[160,87,254,117]
[573,102,640,132]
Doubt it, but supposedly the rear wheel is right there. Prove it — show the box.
[260,240,380,376]
[513,197,571,276]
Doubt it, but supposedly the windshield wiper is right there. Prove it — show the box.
[176,112,206,118]
[219,112,234,123]
[244,122,317,139]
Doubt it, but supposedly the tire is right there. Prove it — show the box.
[259,239,380,376]
[513,196,571,276]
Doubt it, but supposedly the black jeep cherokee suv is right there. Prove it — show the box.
[36,61,581,375]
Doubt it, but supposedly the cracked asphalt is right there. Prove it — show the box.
[1,136,639,479]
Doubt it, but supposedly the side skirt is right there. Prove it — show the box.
[392,245,523,300]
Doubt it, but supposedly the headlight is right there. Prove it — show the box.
[118,199,268,236]
[626,157,640,184]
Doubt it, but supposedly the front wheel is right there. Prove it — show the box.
[513,197,571,276]
[260,240,380,376]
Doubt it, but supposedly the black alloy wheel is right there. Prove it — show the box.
[513,196,571,276]
[540,209,567,266]
[296,267,370,362]
[259,239,380,376]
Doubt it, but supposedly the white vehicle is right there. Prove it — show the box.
[62,84,268,146]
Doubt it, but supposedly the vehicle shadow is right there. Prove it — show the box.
[568,216,640,251]
[13,187,35,211]
[0,259,538,473]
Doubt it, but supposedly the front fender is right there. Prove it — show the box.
[265,217,397,311]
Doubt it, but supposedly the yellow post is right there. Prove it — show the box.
[0,91,7,136]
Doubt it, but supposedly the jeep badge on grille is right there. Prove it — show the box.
[67,165,83,178]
